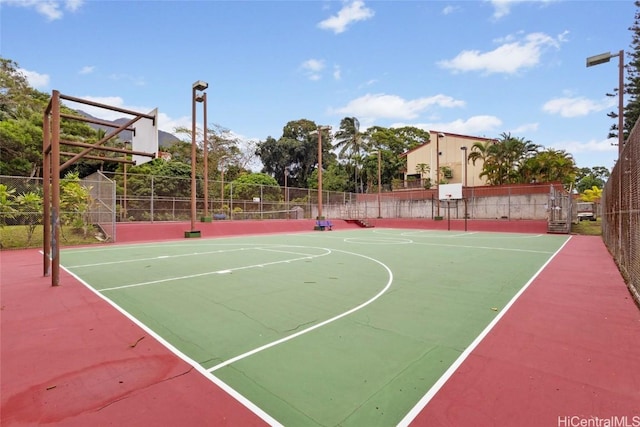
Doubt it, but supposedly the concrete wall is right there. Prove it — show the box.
[316,193,550,220]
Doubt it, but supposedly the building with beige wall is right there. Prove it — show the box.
[402,130,492,188]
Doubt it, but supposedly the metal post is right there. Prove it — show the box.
[43,99,51,277]
[317,129,323,219]
[51,90,61,286]
[190,85,197,231]
[220,164,225,213]
[284,168,289,218]
[464,148,468,231]
[202,92,209,219]
[377,149,382,218]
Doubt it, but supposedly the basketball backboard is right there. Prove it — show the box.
[439,183,463,200]
[132,108,158,165]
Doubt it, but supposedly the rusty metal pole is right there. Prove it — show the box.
[202,92,209,219]
[43,100,51,277]
[618,49,624,156]
[51,91,61,286]
[377,149,381,218]
[190,86,197,232]
[317,129,323,219]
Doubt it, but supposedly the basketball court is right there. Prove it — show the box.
[2,223,638,426]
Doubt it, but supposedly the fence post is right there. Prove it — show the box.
[151,176,155,223]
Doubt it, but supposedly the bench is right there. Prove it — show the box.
[315,219,333,231]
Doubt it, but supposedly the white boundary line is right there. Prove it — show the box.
[396,235,573,426]
[60,243,393,426]
[60,263,284,426]
[98,247,330,292]
[207,247,393,373]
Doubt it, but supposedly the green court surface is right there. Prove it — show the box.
[61,229,569,426]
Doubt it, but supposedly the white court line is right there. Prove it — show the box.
[66,246,252,268]
[412,241,554,254]
[99,247,331,292]
[396,235,572,427]
[206,247,393,373]
[59,264,284,427]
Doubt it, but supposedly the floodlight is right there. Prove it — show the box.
[586,52,613,67]
[438,132,445,138]
[193,80,209,91]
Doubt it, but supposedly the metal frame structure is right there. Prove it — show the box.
[42,90,157,286]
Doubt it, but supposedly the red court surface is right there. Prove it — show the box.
[2,220,639,426]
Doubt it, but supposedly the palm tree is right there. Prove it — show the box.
[333,117,365,192]
[468,139,501,185]
[469,134,540,185]
[415,163,431,188]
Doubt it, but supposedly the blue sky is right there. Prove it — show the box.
[0,0,634,170]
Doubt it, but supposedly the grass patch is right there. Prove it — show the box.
[0,225,106,250]
[571,218,602,236]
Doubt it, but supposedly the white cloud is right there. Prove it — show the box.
[438,115,503,135]
[509,122,539,134]
[79,65,95,75]
[550,138,617,154]
[330,93,465,121]
[65,0,83,12]
[542,96,615,118]
[318,0,374,34]
[358,79,378,89]
[438,31,566,75]
[489,0,558,21]
[1,0,84,20]
[333,65,342,80]
[300,58,325,80]
[392,115,503,136]
[18,68,50,88]
[489,0,515,20]
[442,5,459,15]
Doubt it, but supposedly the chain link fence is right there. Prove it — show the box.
[602,122,640,305]
[100,171,557,222]
[0,174,114,246]
[2,170,566,247]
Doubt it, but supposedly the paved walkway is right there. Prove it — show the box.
[410,235,640,426]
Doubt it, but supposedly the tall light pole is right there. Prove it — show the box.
[436,132,445,217]
[461,146,468,231]
[587,50,624,254]
[219,155,228,216]
[312,125,331,219]
[284,167,289,217]
[375,149,382,218]
[190,80,208,235]
[586,50,624,156]
[196,91,209,220]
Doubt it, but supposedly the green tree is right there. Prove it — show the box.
[0,57,112,177]
[580,185,603,202]
[307,163,350,192]
[231,172,280,201]
[360,126,428,190]
[468,139,500,185]
[576,166,610,193]
[0,183,17,227]
[623,2,640,143]
[59,172,94,238]
[256,119,335,189]
[333,117,366,192]
[520,149,577,188]
[15,191,42,244]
